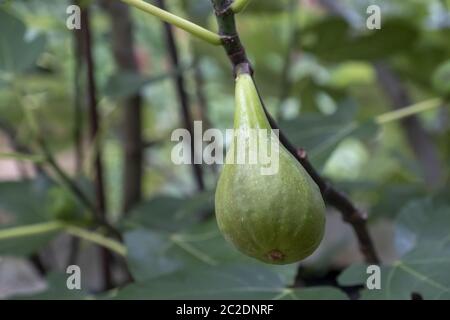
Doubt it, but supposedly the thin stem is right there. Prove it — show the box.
[193,52,218,177]
[0,152,44,163]
[79,4,113,289]
[277,0,299,120]
[0,222,127,257]
[102,0,143,214]
[376,98,443,124]
[0,221,64,240]
[79,7,107,221]
[231,0,252,13]
[40,139,96,212]
[73,18,84,175]
[157,0,205,191]
[65,226,127,257]
[121,0,221,45]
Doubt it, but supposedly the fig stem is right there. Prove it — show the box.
[211,0,380,264]
[231,0,252,13]
[121,0,222,45]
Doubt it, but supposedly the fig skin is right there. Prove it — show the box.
[215,73,326,265]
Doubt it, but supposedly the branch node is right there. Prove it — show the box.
[343,210,366,225]
[213,0,234,16]
[296,148,307,160]
[234,62,253,78]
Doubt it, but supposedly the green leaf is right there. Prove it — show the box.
[124,191,215,232]
[301,17,350,57]
[395,198,450,255]
[176,189,215,218]
[0,9,46,73]
[243,0,289,14]
[124,220,246,281]
[125,195,193,232]
[360,242,450,300]
[339,199,450,300]
[104,66,192,98]
[337,263,370,287]
[280,104,378,169]
[0,179,58,256]
[302,18,418,62]
[125,217,299,284]
[124,229,184,281]
[0,230,59,256]
[114,263,346,300]
[103,72,160,98]
[0,179,51,226]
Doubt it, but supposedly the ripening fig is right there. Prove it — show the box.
[215,72,326,265]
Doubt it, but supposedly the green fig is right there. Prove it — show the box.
[215,73,326,265]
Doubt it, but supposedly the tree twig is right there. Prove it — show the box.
[192,51,218,176]
[121,0,221,45]
[277,0,300,120]
[78,4,113,289]
[156,0,205,191]
[101,0,143,214]
[211,0,380,264]
[72,18,84,176]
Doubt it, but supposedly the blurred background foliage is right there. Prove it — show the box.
[0,0,449,299]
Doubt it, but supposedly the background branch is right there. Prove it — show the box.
[277,0,300,120]
[156,0,205,191]
[72,17,84,176]
[193,52,218,176]
[78,4,113,289]
[101,0,144,214]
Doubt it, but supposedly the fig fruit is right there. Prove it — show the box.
[215,72,326,264]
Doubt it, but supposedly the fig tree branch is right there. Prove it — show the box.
[211,0,380,264]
